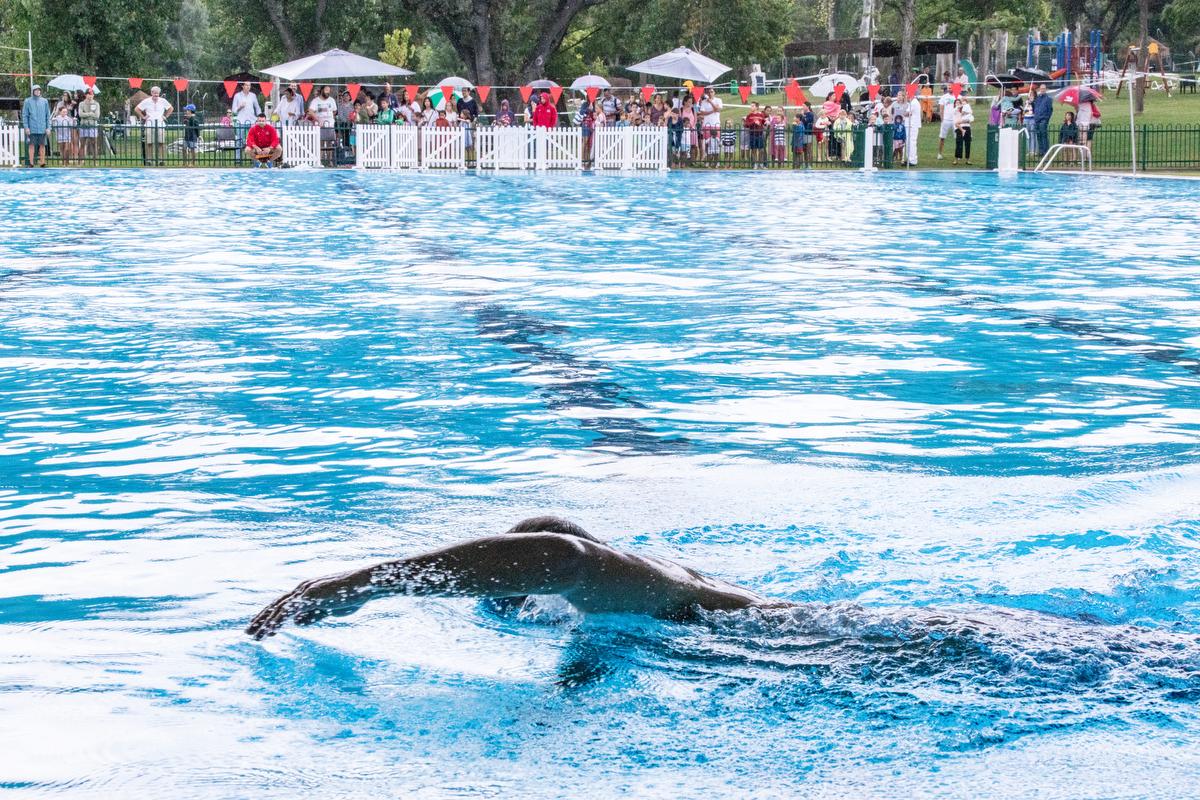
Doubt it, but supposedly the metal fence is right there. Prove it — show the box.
[984,123,1200,172]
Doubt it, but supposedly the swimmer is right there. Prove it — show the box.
[246,516,776,639]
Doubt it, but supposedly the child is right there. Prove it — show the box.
[376,97,395,124]
[833,109,854,163]
[770,107,787,163]
[220,109,233,127]
[1059,111,1078,145]
[791,112,807,167]
[892,113,907,165]
[434,109,451,129]
[814,112,830,161]
[52,104,76,165]
[183,103,200,167]
[459,109,474,161]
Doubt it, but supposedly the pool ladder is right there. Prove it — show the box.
[1034,144,1093,173]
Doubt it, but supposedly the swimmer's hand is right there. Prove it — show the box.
[245,570,372,640]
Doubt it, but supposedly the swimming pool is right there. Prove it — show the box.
[1,169,1199,798]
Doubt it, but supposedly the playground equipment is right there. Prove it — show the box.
[1026,30,1104,86]
[1115,39,1171,97]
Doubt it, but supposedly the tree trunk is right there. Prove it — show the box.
[1135,0,1148,113]
[899,0,915,81]
[262,0,300,59]
[858,0,873,74]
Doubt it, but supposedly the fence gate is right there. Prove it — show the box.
[420,127,465,170]
[0,125,20,167]
[537,127,582,171]
[390,126,419,169]
[593,127,625,170]
[282,125,321,167]
[355,124,392,169]
[629,126,668,171]
[476,126,530,171]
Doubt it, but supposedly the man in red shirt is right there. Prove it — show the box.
[744,101,767,166]
[531,91,558,128]
[244,113,282,167]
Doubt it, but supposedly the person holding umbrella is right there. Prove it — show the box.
[1056,85,1101,150]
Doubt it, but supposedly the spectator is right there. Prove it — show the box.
[309,86,337,128]
[277,85,304,125]
[1031,84,1053,156]
[791,110,808,167]
[496,98,515,126]
[337,90,354,125]
[380,82,399,111]
[362,92,378,121]
[77,87,101,161]
[1077,99,1099,149]
[891,112,906,164]
[460,109,474,158]
[135,86,173,166]
[456,87,479,121]
[833,109,854,162]
[376,96,396,124]
[1059,111,1078,144]
[649,94,666,125]
[936,85,955,159]
[531,91,558,127]
[244,112,282,167]
[182,103,200,166]
[801,102,815,161]
[600,88,619,120]
[680,93,697,163]
[744,101,765,166]
[580,102,596,163]
[904,87,922,166]
[769,106,787,163]
[699,87,722,167]
[232,82,261,127]
[837,83,852,113]
[51,103,76,165]
[952,97,973,165]
[434,109,450,128]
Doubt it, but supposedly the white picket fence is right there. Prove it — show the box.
[285,124,668,172]
[0,125,20,167]
[281,125,321,168]
[594,126,668,172]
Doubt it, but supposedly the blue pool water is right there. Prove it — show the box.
[2,169,1200,798]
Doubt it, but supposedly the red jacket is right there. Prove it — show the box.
[246,123,280,148]
[531,100,558,128]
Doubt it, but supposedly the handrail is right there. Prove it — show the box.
[1034,144,1092,173]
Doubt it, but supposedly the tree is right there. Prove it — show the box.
[379,27,421,71]
[3,0,183,76]
[396,0,613,85]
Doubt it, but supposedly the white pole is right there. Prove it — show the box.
[27,31,33,95]
[1127,72,1136,175]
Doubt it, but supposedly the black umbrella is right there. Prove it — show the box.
[222,70,259,84]
[985,73,1021,89]
[1012,66,1053,84]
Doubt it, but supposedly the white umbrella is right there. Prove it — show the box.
[261,48,413,81]
[569,74,610,91]
[436,75,475,90]
[809,73,862,99]
[48,74,100,95]
[626,47,730,83]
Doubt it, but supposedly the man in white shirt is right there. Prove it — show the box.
[936,86,955,160]
[309,86,337,128]
[232,82,261,125]
[903,87,921,166]
[135,85,173,166]
[277,84,304,125]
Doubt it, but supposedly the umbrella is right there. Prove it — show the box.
[430,88,462,111]
[1055,85,1102,105]
[48,74,101,95]
[1013,66,1052,84]
[261,48,413,81]
[626,47,730,83]
[436,75,475,90]
[569,74,610,91]
[985,73,1021,89]
[809,73,862,98]
[528,78,560,89]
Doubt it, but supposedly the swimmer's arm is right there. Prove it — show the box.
[245,533,588,639]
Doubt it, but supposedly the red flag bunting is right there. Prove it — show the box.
[784,78,800,105]
[173,78,189,92]
[404,84,418,103]
[586,86,599,104]
[906,81,920,100]
[259,80,274,96]
[519,85,533,103]
[223,80,237,98]
[868,83,879,101]
[549,85,562,104]
[738,84,751,103]
[299,82,313,100]
[440,84,454,104]
[82,75,96,89]
[641,84,655,102]
[949,82,962,99]
[346,82,361,100]
[690,85,704,103]
[128,77,143,89]
[833,83,845,103]
[476,85,491,103]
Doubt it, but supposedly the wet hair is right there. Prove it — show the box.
[505,516,603,543]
